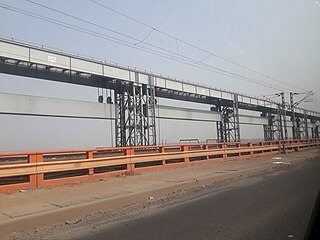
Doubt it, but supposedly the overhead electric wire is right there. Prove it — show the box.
[22,0,284,91]
[293,91,314,107]
[16,1,318,96]
[88,0,316,96]
[24,0,297,93]
[0,2,288,93]
[3,1,319,104]
[134,28,154,45]
[0,4,201,65]
[88,0,320,103]
[23,0,303,93]
[26,0,261,84]
[1,1,319,103]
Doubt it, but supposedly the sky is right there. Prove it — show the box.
[0,0,319,151]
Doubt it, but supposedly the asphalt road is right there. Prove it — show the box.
[84,160,320,240]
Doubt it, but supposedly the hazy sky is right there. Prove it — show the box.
[0,0,319,151]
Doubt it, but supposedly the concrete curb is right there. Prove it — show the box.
[0,162,289,238]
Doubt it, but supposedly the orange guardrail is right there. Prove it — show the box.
[0,139,319,193]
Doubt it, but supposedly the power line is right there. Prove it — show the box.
[21,0,320,101]
[293,91,314,107]
[134,28,154,45]
[88,0,316,96]
[25,0,308,94]
[1,2,287,92]
[26,0,253,84]
[0,1,317,99]
[22,0,279,89]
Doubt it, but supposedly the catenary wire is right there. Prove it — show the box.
[1,1,319,101]
[22,0,286,91]
[88,0,317,96]
[0,2,288,92]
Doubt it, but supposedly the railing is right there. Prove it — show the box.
[0,139,319,193]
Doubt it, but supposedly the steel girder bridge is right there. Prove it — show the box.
[0,38,319,147]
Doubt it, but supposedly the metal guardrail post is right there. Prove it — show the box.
[202,144,209,160]
[222,143,227,160]
[158,147,166,166]
[247,142,253,158]
[125,148,135,174]
[28,153,44,187]
[28,153,38,189]
[181,145,190,165]
[86,151,94,176]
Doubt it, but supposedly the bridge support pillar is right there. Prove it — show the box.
[114,78,156,147]
[262,107,282,141]
[295,117,309,139]
[311,120,319,139]
[216,94,240,142]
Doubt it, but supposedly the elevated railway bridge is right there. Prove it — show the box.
[0,37,319,146]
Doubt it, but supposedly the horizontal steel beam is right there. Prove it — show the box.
[0,92,115,119]
[239,114,268,125]
[1,93,274,125]
[156,105,220,122]
[1,38,319,120]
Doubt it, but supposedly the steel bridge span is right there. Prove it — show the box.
[0,37,319,146]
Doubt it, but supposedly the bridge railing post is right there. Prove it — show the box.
[159,147,166,166]
[202,144,209,160]
[247,142,253,158]
[181,145,190,166]
[222,143,227,160]
[28,152,44,188]
[125,148,135,174]
[28,153,37,189]
[86,150,94,176]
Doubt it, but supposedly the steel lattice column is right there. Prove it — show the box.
[114,82,134,147]
[296,118,301,139]
[262,104,282,141]
[216,94,240,142]
[233,94,241,142]
[280,92,288,140]
[143,76,157,145]
[262,112,273,140]
[304,110,309,139]
[290,92,297,139]
[263,113,278,140]
[315,125,319,138]
[114,80,157,147]
[311,120,319,138]
[295,113,309,140]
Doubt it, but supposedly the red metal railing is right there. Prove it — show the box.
[0,139,319,193]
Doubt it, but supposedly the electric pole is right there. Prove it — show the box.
[276,92,288,140]
[290,92,297,139]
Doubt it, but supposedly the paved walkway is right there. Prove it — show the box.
[0,149,319,238]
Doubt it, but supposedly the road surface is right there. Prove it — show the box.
[83,160,320,240]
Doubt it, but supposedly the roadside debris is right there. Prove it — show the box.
[273,161,291,165]
[65,219,82,225]
[148,196,154,200]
